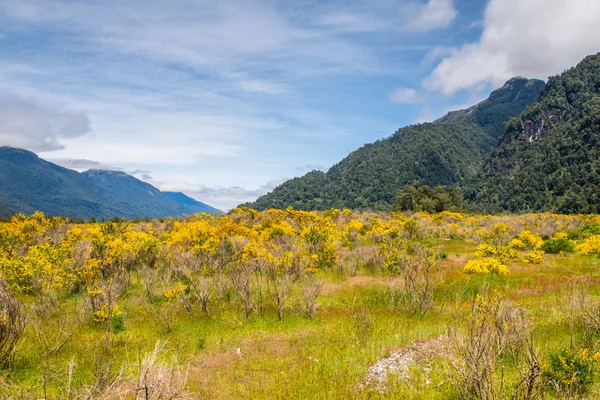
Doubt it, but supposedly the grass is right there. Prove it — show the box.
[3,213,600,399]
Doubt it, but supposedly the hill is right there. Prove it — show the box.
[0,147,219,219]
[163,191,221,214]
[246,77,545,211]
[82,170,189,219]
[0,147,121,219]
[0,204,14,218]
[470,53,600,213]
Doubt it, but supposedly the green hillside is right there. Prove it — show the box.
[247,77,544,211]
[470,53,600,213]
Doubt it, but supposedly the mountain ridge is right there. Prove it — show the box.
[0,147,219,219]
[469,52,600,213]
[246,76,546,211]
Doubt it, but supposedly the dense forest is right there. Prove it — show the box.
[470,54,600,213]
[247,77,545,211]
[249,53,600,215]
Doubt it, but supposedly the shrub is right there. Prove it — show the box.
[577,235,600,256]
[541,238,574,254]
[463,258,509,276]
[474,244,518,262]
[522,251,544,264]
[568,224,600,240]
[510,238,527,250]
[0,277,28,366]
[387,246,439,317]
[516,231,544,250]
[542,347,600,398]
[446,290,539,399]
[111,310,125,334]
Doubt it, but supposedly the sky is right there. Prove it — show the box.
[1,0,600,210]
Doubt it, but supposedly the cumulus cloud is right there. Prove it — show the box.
[0,96,91,152]
[390,88,426,104]
[424,0,600,94]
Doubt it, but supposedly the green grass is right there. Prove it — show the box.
[2,241,600,399]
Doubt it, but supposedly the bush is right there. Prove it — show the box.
[474,244,518,262]
[387,246,439,317]
[541,238,575,254]
[0,277,28,366]
[463,258,509,276]
[568,224,600,240]
[542,347,600,397]
[445,290,539,399]
[516,230,544,250]
[577,235,600,256]
[522,251,544,264]
[111,311,125,334]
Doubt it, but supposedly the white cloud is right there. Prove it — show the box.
[155,179,288,211]
[0,96,91,152]
[48,158,119,171]
[390,87,426,104]
[315,11,386,34]
[405,0,457,32]
[424,0,600,94]
[0,0,449,203]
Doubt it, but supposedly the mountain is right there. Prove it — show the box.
[246,77,545,211]
[436,77,547,134]
[82,170,187,219]
[0,204,14,218]
[0,147,219,219]
[163,191,220,214]
[470,53,600,213]
[0,147,121,219]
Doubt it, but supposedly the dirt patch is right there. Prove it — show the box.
[441,254,469,270]
[360,337,445,392]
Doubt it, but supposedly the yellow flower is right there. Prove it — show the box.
[463,258,509,276]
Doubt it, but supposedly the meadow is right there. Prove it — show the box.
[2,208,600,399]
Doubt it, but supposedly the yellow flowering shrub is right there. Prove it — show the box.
[463,258,509,276]
[474,244,519,261]
[509,238,526,250]
[163,283,187,301]
[516,230,544,249]
[577,235,600,256]
[543,347,600,395]
[522,250,544,264]
[93,304,121,323]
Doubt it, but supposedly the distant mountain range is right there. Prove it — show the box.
[246,76,546,211]
[0,204,14,218]
[0,147,219,219]
[247,53,600,214]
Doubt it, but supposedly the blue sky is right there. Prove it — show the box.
[0,0,599,210]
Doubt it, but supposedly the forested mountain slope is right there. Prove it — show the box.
[470,53,600,213]
[247,77,544,211]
